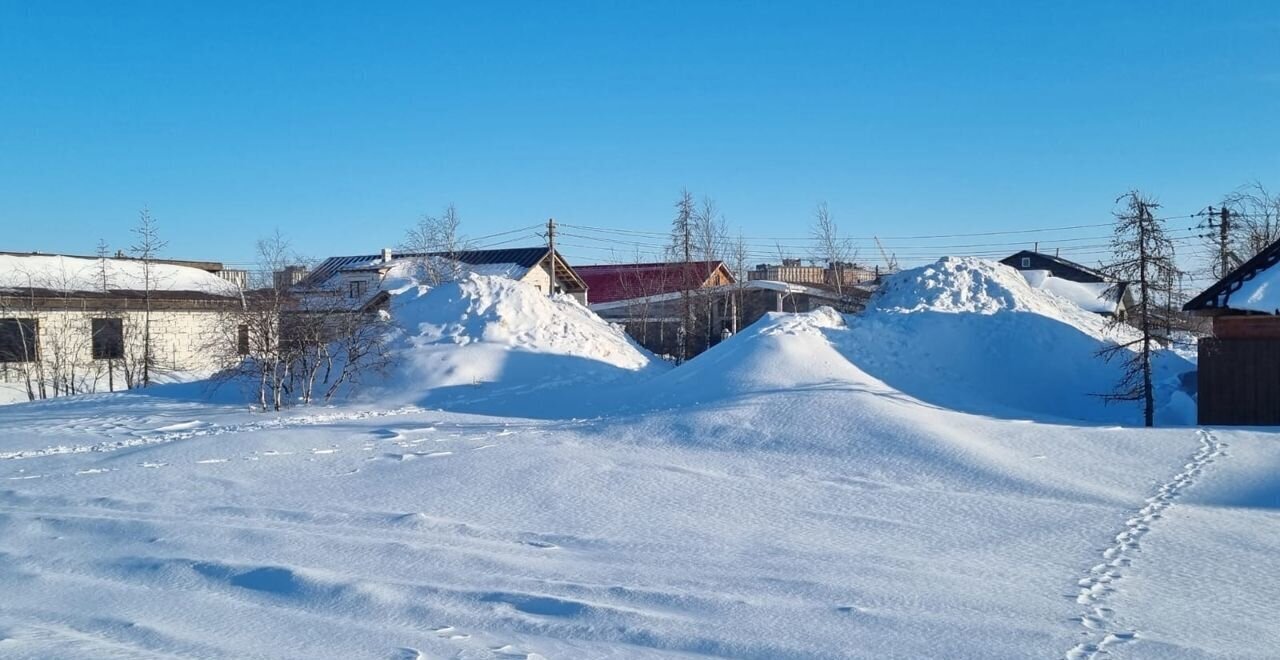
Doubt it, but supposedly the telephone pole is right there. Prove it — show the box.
[546,217,557,298]
[1219,206,1232,278]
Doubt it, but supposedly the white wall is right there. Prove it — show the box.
[0,307,234,398]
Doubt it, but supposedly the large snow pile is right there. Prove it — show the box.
[0,253,240,296]
[365,274,664,415]
[849,257,1194,424]
[663,257,1194,425]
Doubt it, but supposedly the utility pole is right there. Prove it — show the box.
[546,217,557,299]
[1219,206,1231,278]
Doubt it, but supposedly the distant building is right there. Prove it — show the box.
[273,265,309,290]
[748,260,878,290]
[0,251,243,401]
[577,260,871,358]
[1183,237,1280,425]
[216,269,248,289]
[1000,250,1132,319]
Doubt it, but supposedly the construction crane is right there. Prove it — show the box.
[873,236,898,273]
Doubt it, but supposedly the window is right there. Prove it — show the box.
[237,324,250,355]
[1020,257,1031,268]
[349,280,366,299]
[91,318,124,360]
[0,318,38,363]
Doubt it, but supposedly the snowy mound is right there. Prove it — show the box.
[367,274,664,415]
[874,256,1115,333]
[845,257,1193,424]
[659,257,1193,425]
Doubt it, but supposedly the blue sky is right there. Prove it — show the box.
[1,2,1277,276]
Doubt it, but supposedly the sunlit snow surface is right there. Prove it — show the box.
[0,259,1276,659]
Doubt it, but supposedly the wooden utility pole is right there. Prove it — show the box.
[546,217,557,298]
[1219,206,1232,278]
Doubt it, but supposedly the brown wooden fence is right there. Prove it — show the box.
[1198,338,1280,426]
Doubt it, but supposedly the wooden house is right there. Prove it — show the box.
[1000,250,1132,318]
[303,247,589,309]
[576,261,735,358]
[1183,238,1280,425]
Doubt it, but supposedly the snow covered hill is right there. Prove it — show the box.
[361,274,666,417]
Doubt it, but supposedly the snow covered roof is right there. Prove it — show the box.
[305,248,558,287]
[1184,238,1280,315]
[1018,270,1126,315]
[0,253,241,299]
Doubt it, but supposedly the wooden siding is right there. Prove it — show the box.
[1198,338,1280,425]
[1212,315,1280,340]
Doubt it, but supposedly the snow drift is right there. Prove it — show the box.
[844,257,1195,424]
[659,257,1194,425]
[364,274,664,416]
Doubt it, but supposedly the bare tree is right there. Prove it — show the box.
[1222,181,1280,262]
[401,203,469,285]
[727,232,750,334]
[810,202,855,297]
[693,197,729,347]
[669,189,697,363]
[211,231,394,410]
[1097,191,1180,427]
[129,208,168,387]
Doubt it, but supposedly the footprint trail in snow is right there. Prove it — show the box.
[1064,429,1226,659]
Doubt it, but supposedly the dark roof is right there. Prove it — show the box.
[1002,250,1110,282]
[304,247,552,286]
[575,261,732,304]
[1183,237,1280,313]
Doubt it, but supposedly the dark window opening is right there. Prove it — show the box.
[92,318,125,360]
[349,281,366,299]
[0,318,38,363]
[1020,257,1031,268]
[237,324,250,355]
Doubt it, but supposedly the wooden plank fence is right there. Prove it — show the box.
[1198,338,1280,426]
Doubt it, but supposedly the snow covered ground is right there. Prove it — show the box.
[1,258,1276,659]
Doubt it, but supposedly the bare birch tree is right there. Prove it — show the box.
[401,203,469,285]
[810,202,855,297]
[129,208,167,387]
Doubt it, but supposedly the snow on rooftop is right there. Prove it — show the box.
[1018,269,1122,314]
[0,253,240,296]
[1227,263,1280,314]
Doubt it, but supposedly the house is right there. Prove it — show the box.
[302,247,589,308]
[1182,237,1280,425]
[576,261,736,358]
[0,251,243,401]
[578,261,870,358]
[1000,250,1132,318]
[748,259,878,289]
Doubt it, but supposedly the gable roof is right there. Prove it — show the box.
[574,261,733,304]
[1184,237,1280,314]
[303,246,588,296]
[1002,250,1110,283]
[305,247,555,286]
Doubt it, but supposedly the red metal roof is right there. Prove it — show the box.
[575,261,732,304]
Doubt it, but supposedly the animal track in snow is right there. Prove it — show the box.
[1064,429,1225,659]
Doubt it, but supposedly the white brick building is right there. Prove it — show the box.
[0,253,243,402]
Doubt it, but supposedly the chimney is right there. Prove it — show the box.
[381,247,393,262]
